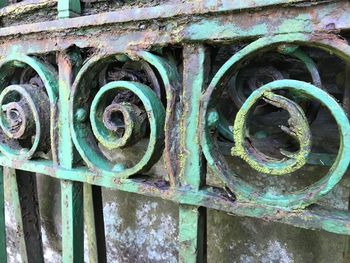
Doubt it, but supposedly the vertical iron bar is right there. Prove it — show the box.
[84,184,107,263]
[57,0,81,18]
[8,168,44,263]
[0,166,6,263]
[0,0,6,8]
[58,51,84,263]
[7,168,27,261]
[179,205,206,263]
[61,181,83,262]
[178,45,208,263]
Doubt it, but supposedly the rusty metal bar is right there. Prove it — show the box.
[83,184,106,263]
[9,168,44,263]
[179,205,207,263]
[61,180,83,262]
[1,156,350,235]
[0,1,349,56]
[58,51,84,262]
[1,0,316,34]
[178,45,209,262]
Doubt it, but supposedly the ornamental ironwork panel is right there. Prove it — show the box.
[0,0,349,262]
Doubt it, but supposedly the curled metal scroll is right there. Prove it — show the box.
[201,33,350,209]
[70,52,179,180]
[0,54,58,160]
[232,87,312,175]
[219,46,322,142]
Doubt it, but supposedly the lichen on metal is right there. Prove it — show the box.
[201,33,350,209]
[231,85,312,176]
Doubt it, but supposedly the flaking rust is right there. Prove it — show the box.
[0,0,349,262]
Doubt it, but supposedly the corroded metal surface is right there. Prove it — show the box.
[0,0,349,262]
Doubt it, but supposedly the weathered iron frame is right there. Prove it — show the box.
[0,0,349,262]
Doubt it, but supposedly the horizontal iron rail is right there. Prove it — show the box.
[0,0,348,55]
[0,156,349,235]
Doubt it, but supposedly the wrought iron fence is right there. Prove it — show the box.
[0,0,349,262]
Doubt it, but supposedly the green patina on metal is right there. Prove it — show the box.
[0,54,58,161]
[58,50,84,263]
[201,33,350,209]
[87,80,165,174]
[217,45,322,141]
[232,87,312,175]
[178,45,207,262]
[0,0,349,262]
[0,84,50,159]
[58,0,80,18]
[72,77,165,176]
